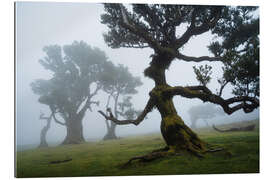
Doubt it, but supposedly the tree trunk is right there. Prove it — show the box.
[103,122,117,140]
[62,118,85,145]
[38,118,51,148]
[146,55,206,154]
[153,87,206,154]
[103,93,119,140]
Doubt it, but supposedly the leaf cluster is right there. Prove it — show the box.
[193,64,213,87]
[208,7,259,97]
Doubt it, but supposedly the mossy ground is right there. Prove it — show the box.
[16,120,259,177]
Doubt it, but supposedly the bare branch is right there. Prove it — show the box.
[164,85,259,115]
[77,83,101,116]
[122,44,149,49]
[98,97,155,125]
[52,112,66,126]
[218,81,229,97]
[175,52,222,62]
[39,111,53,121]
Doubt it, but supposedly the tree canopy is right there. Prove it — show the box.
[31,41,108,144]
[101,4,259,116]
[99,62,142,140]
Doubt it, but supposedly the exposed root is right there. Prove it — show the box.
[121,145,227,168]
[122,152,167,168]
[121,146,176,168]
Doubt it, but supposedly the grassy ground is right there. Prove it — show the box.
[16,120,259,177]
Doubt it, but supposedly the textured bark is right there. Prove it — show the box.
[62,119,85,145]
[146,55,206,154]
[152,86,206,154]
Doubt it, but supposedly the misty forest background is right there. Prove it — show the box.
[16,2,259,149]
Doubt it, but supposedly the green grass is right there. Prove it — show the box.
[16,120,259,177]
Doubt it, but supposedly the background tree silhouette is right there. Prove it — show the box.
[31,41,107,144]
[188,103,225,129]
[99,4,259,159]
[38,111,53,148]
[99,62,142,140]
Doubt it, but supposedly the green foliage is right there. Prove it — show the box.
[102,4,259,99]
[193,64,213,86]
[31,41,107,119]
[208,7,259,97]
[101,4,225,49]
[16,120,259,177]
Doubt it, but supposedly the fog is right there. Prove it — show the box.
[15,2,259,147]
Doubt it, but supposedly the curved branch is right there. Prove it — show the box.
[119,4,163,52]
[39,111,53,121]
[218,81,229,97]
[175,52,222,62]
[175,8,222,48]
[52,112,66,126]
[165,85,259,115]
[98,97,155,125]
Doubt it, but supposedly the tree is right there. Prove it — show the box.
[31,41,106,144]
[99,62,142,140]
[99,4,259,160]
[188,103,224,129]
[38,111,53,148]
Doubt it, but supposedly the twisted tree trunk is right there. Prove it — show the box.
[38,118,52,148]
[38,113,53,148]
[145,55,206,155]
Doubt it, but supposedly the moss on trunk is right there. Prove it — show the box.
[145,54,206,155]
[151,86,206,155]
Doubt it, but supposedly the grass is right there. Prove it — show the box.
[16,119,259,177]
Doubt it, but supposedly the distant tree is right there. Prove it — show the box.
[38,111,53,148]
[188,104,225,129]
[31,41,107,144]
[98,4,259,161]
[99,62,142,140]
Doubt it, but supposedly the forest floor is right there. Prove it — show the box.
[16,119,259,177]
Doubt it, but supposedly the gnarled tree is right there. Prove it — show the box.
[99,4,259,159]
[100,62,142,140]
[38,111,53,148]
[31,41,107,144]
